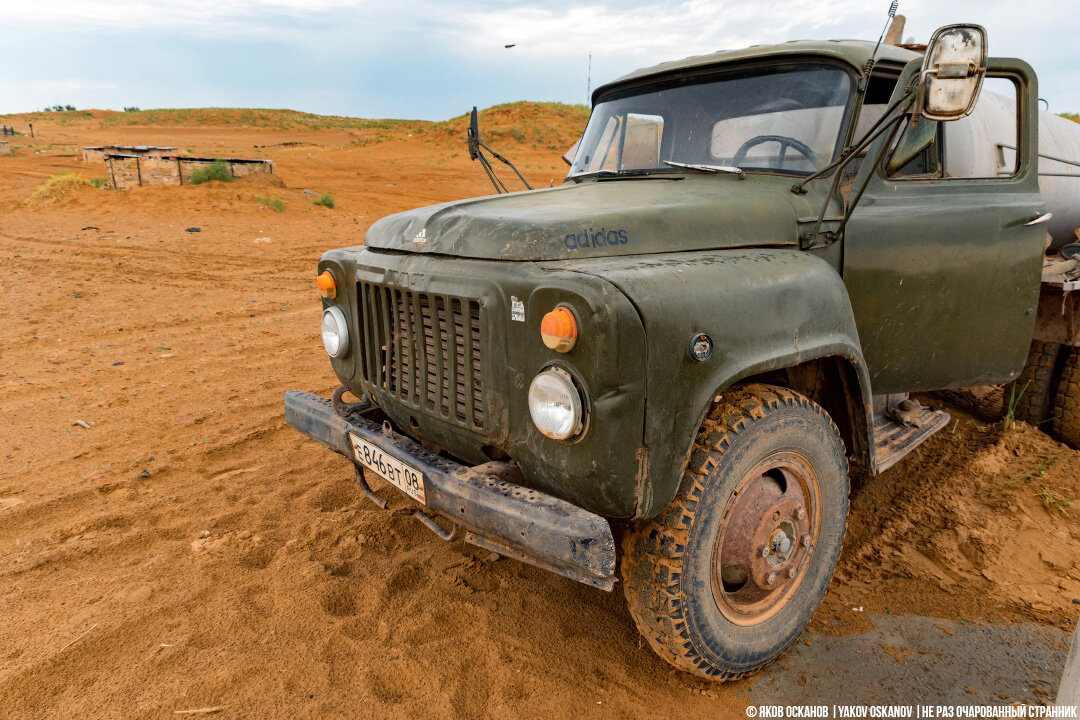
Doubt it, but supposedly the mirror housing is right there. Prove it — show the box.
[467,106,481,160]
[919,24,988,121]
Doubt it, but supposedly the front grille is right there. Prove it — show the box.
[356,282,484,431]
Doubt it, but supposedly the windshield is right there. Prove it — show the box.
[569,64,853,177]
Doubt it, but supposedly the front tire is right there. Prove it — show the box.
[620,383,849,680]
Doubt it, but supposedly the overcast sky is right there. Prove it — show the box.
[1,0,1077,119]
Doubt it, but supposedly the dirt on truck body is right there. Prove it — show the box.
[285,23,1080,680]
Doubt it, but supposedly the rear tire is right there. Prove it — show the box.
[1005,340,1063,426]
[1051,347,1080,448]
[619,383,849,680]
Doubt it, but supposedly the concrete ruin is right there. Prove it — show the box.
[104,153,276,190]
[0,140,10,156]
[82,145,176,163]
[1,126,15,137]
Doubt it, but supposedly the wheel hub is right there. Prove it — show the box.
[711,452,820,625]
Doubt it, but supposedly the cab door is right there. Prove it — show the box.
[843,58,1047,393]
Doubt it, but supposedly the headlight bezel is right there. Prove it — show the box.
[527,365,588,442]
[321,305,350,358]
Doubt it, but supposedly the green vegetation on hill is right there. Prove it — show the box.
[95,102,591,151]
[102,107,422,132]
[1063,113,1080,125]
[422,102,590,151]
[0,110,95,123]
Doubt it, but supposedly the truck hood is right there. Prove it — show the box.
[364,175,807,261]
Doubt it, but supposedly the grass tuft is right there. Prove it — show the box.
[189,159,233,185]
[1039,487,1075,514]
[1002,380,1030,429]
[313,194,334,209]
[28,172,105,203]
[255,194,284,212]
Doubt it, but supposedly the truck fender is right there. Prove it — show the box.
[580,249,875,519]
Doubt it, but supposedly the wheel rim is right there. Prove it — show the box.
[710,451,821,626]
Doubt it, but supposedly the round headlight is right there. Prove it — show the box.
[528,367,584,441]
[321,306,349,358]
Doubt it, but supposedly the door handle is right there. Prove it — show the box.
[1004,212,1053,229]
[1023,212,1053,227]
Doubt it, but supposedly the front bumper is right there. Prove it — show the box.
[284,390,617,590]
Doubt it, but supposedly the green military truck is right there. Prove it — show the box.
[286,23,1080,679]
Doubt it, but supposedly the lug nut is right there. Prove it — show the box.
[795,506,806,520]
[787,567,797,579]
[760,546,769,558]
[801,534,811,547]
[766,572,776,586]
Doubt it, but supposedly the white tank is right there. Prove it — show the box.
[946,90,1080,249]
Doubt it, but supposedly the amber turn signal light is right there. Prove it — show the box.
[317,270,337,300]
[540,306,578,353]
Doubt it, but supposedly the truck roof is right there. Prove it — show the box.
[593,39,921,103]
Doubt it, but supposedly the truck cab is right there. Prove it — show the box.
[286,24,1054,679]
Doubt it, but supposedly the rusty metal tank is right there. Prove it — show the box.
[945,88,1080,248]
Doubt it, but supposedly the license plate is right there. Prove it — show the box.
[349,433,426,504]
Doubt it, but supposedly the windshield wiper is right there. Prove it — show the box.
[663,161,745,179]
[569,168,670,183]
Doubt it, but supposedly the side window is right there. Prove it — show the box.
[622,113,664,170]
[842,72,942,193]
[886,117,943,178]
[943,76,1020,178]
[579,116,622,173]
[597,116,623,172]
[588,113,665,172]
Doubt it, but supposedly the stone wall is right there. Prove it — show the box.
[139,155,183,186]
[104,154,275,190]
[228,159,276,178]
[106,154,142,190]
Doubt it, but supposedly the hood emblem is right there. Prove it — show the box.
[412,227,430,246]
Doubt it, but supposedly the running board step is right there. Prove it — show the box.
[873,403,951,473]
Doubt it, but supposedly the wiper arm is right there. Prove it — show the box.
[570,168,656,182]
[663,160,745,179]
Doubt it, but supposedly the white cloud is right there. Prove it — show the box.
[3,0,888,45]
[0,0,369,35]
[449,0,885,60]
[2,1,1079,116]
[0,77,115,89]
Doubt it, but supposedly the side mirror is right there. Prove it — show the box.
[919,24,987,121]
[467,106,481,160]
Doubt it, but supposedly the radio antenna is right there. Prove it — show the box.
[861,1,899,90]
[586,52,592,103]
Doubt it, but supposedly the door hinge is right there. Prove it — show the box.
[800,230,838,250]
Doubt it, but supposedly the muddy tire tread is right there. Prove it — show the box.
[1007,340,1062,426]
[619,383,846,680]
[1052,347,1080,448]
